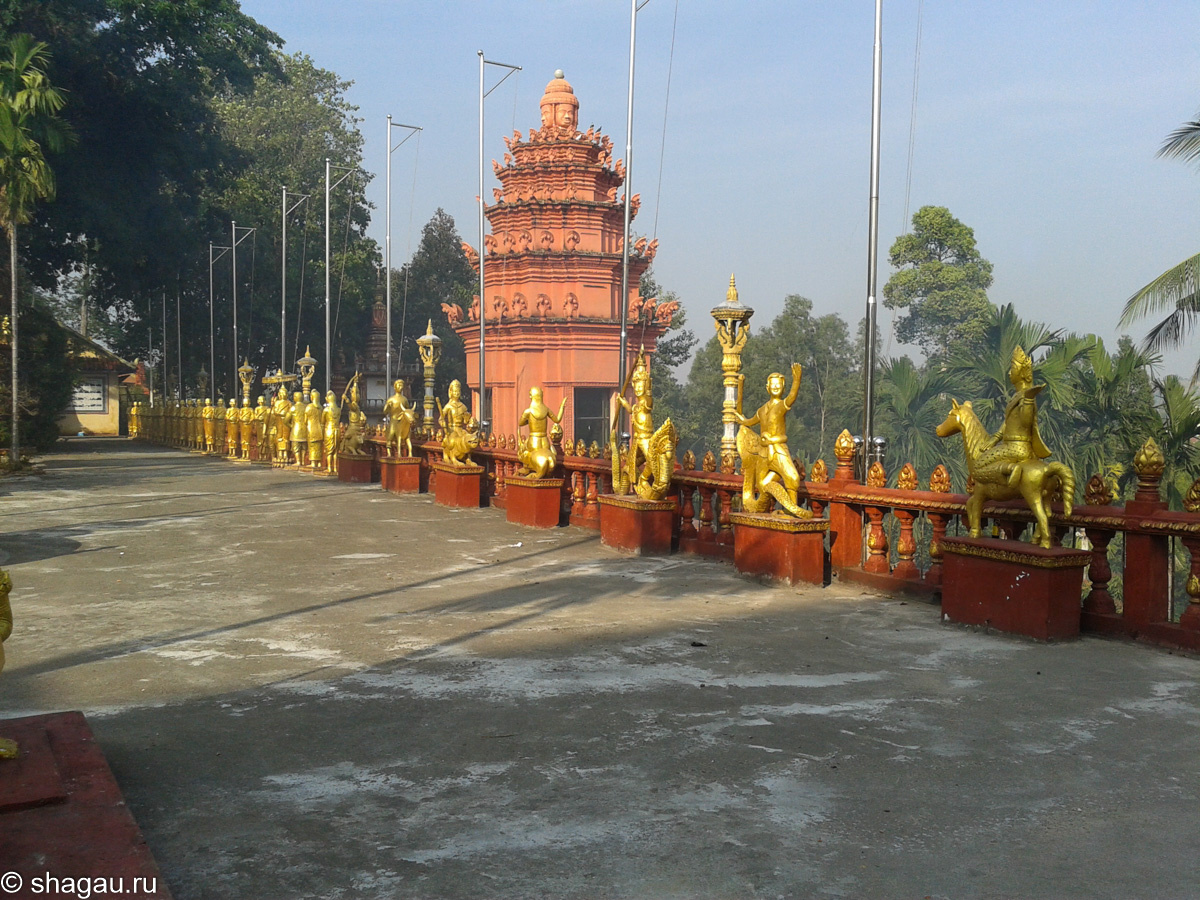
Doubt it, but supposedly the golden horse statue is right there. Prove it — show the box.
[931,396,1075,549]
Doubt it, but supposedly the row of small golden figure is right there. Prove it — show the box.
[127,374,370,475]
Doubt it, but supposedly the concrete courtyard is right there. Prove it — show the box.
[0,439,1197,899]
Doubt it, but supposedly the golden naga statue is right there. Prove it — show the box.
[936,346,1075,548]
[517,387,566,478]
[610,347,676,501]
[735,364,811,517]
[436,378,479,466]
[382,379,416,457]
[0,568,14,758]
[340,372,368,456]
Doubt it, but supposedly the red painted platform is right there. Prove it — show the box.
[432,462,484,508]
[380,457,422,494]
[598,494,675,555]
[506,477,564,528]
[942,536,1089,640]
[0,711,172,898]
[337,453,375,484]
[731,512,828,586]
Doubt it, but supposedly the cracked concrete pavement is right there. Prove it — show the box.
[1,438,1197,899]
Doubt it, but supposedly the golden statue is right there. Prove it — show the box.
[517,387,566,478]
[253,395,268,459]
[214,399,227,454]
[239,397,254,459]
[322,390,341,474]
[436,379,479,466]
[610,347,676,501]
[936,346,1075,548]
[382,379,416,457]
[340,373,368,456]
[227,398,242,458]
[0,568,15,758]
[289,391,308,465]
[305,388,323,469]
[201,398,215,453]
[735,364,811,517]
[272,387,292,465]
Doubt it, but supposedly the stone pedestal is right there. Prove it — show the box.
[0,712,170,896]
[337,453,374,484]
[598,494,675,555]
[506,477,564,528]
[730,512,829,585]
[432,462,484,508]
[380,456,422,494]
[942,537,1089,640]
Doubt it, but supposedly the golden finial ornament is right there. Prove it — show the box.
[726,273,738,304]
[1134,437,1166,480]
[867,461,887,488]
[810,459,828,483]
[935,345,1075,548]
[833,429,856,470]
[702,450,717,473]
[1184,478,1200,514]
[928,464,951,493]
[1085,473,1114,507]
[896,462,917,491]
[734,364,810,517]
[682,450,696,471]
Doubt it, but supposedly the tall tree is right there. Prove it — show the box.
[1119,107,1200,382]
[883,205,994,360]
[0,33,71,462]
[207,51,377,397]
[393,209,475,393]
[875,355,965,489]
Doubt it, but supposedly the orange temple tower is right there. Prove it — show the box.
[448,70,678,446]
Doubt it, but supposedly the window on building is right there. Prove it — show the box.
[574,387,610,449]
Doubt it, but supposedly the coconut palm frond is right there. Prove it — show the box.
[1118,253,1200,342]
[1158,116,1200,169]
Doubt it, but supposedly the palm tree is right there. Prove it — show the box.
[1151,374,1200,510]
[1119,110,1200,382]
[875,355,965,489]
[0,34,71,465]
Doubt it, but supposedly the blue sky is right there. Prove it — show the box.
[240,0,1200,375]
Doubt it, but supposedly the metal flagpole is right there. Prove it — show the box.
[619,0,644,395]
[325,157,331,394]
[477,50,521,429]
[177,289,183,399]
[862,0,883,465]
[324,160,358,395]
[281,186,287,373]
[209,242,230,397]
[162,291,168,400]
[386,115,392,388]
[231,220,238,394]
[386,117,422,387]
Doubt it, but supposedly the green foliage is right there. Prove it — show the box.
[5,0,281,303]
[393,208,475,394]
[1151,374,1200,509]
[0,301,74,451]
[883,205,994,359]
[875,355,965,489]
[1119,108,1200,382]
[197,50,377,396]
[639,269,696,434]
